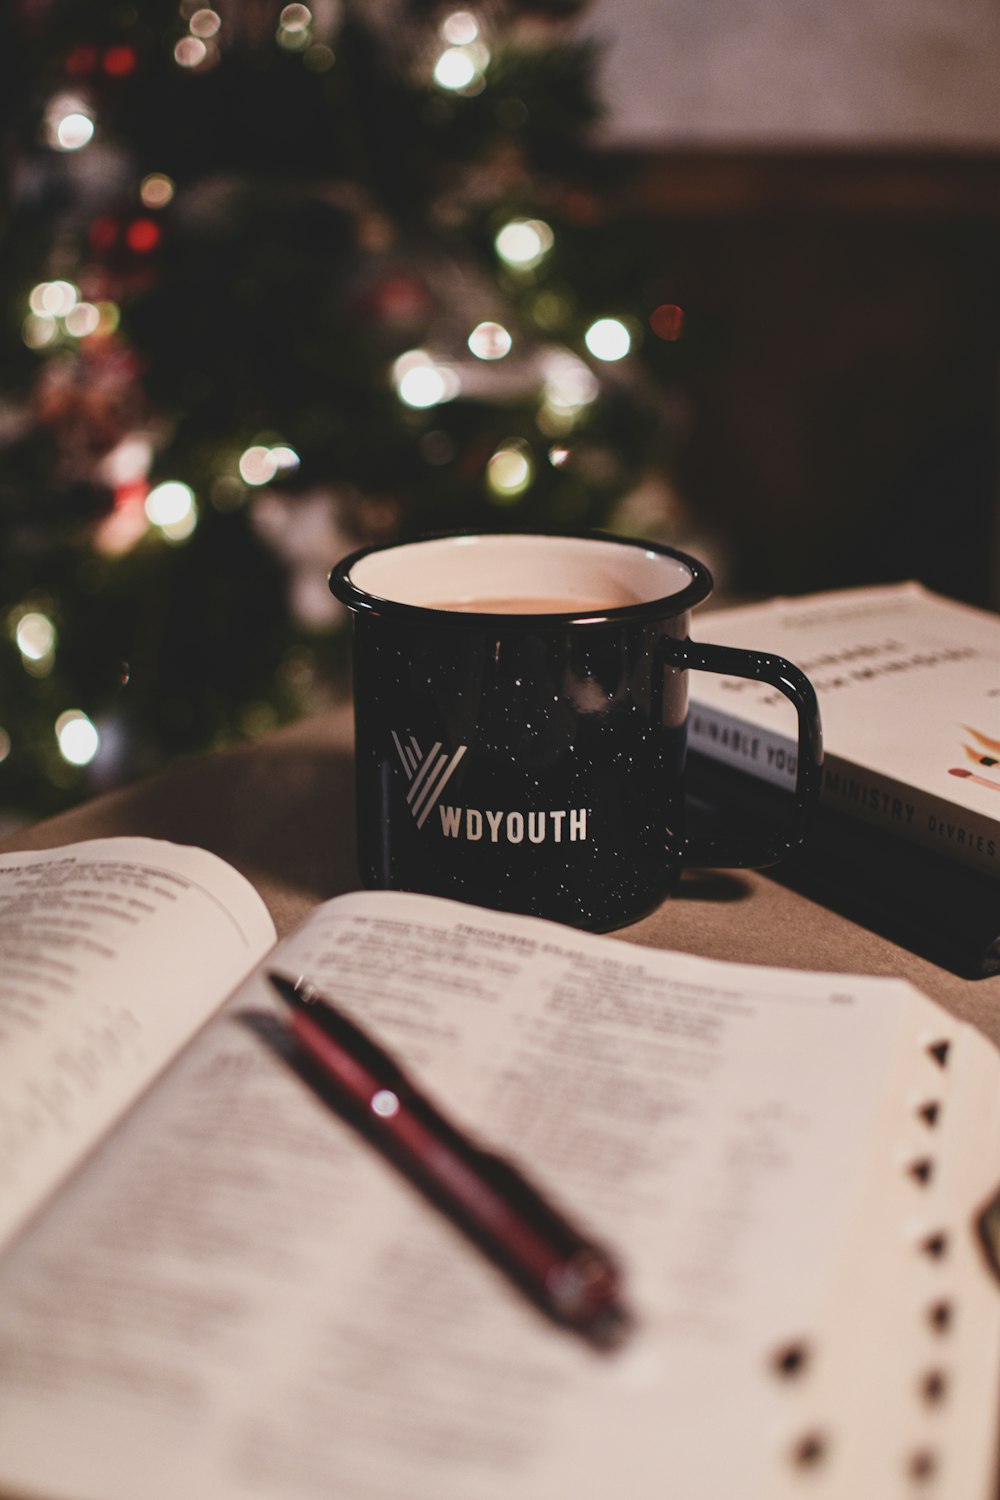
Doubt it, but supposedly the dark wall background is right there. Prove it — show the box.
[622,151,1000,606]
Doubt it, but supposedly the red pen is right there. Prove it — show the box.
[267,971,631,1350]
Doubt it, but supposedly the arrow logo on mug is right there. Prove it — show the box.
[391,730,468,829]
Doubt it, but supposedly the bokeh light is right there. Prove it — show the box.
[441,11,479,44]
[175,35,208,67]
[44,96,95,151]
[542,350,598,412]
[468,321,512,360]
[140,173,176,209]
[103,45,137,77]
[15,612,57,664]
[280,4,312,29]
[94,301,121,335]
[277,4,312,47]
[22,314,58,349]
[55,710,100,767]
[487,441,534,499]
[650,303,685,341]
[30,281,78,317]
[433,47,476,90]
[393,351,461,408]
[494,219,553,271]
[189,7,221,37]
[238,443,300,486]
[145,480,197,542]
[64,302,100,338]
[126,218,162,253]
[584,317,631,362]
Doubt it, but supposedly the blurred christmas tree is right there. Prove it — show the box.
[1,0,688,818]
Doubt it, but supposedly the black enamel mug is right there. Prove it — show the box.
[330,532,822,932]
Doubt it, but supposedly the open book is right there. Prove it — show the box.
[2,836,999,1500]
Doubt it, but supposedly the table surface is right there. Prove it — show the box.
[4,705,999,1048]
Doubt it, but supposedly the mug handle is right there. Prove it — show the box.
[662,638,824,869]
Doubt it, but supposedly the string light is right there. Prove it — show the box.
[468,321,511,360]
[23,282,81,349]
[64,303,100,338]
[15,612,57,671]
[584,318,631,362]
[487,440,534,500]
[30,281,78,317]
[44,95,94,151]
[140,173,175,209]
[126,218,161,253]
[432,15,489,94]
[94,301,120,335]
[277,3,312,48]
[103,45,136,76]
[495,219,553,271]
[162,513,198,543]
[145,481,193,526]
[650,303,685,341]
[22,315,58,349]
[175,36,208,67]
[434,47,476,90]
[55,710,100,767]
[392,351,460,409]
[541,351,598,412]
[189,8,221,37]
[441,12,479,45]
[398,366,452,407]
[537,350,599,435]
[145,481,198,541]
[268,446,300,473]
[238,444,300,486]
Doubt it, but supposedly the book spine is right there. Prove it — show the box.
[688,701,1000,881]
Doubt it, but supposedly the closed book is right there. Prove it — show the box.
[687,752,1000,978]
[689,582,1000,880]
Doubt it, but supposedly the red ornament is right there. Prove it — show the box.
[650,304,685,342]
[103,45,137,77]
[126,218,161,253]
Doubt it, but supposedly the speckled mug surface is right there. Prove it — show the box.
[330,533,822,931]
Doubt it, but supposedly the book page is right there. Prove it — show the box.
[0,890,997,1500]
[0,837,276,1254]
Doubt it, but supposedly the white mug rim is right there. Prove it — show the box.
[329,531,713,627]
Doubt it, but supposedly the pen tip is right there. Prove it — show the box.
[583,1302,634,1353]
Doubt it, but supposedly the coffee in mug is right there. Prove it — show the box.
[329,532,822,931]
